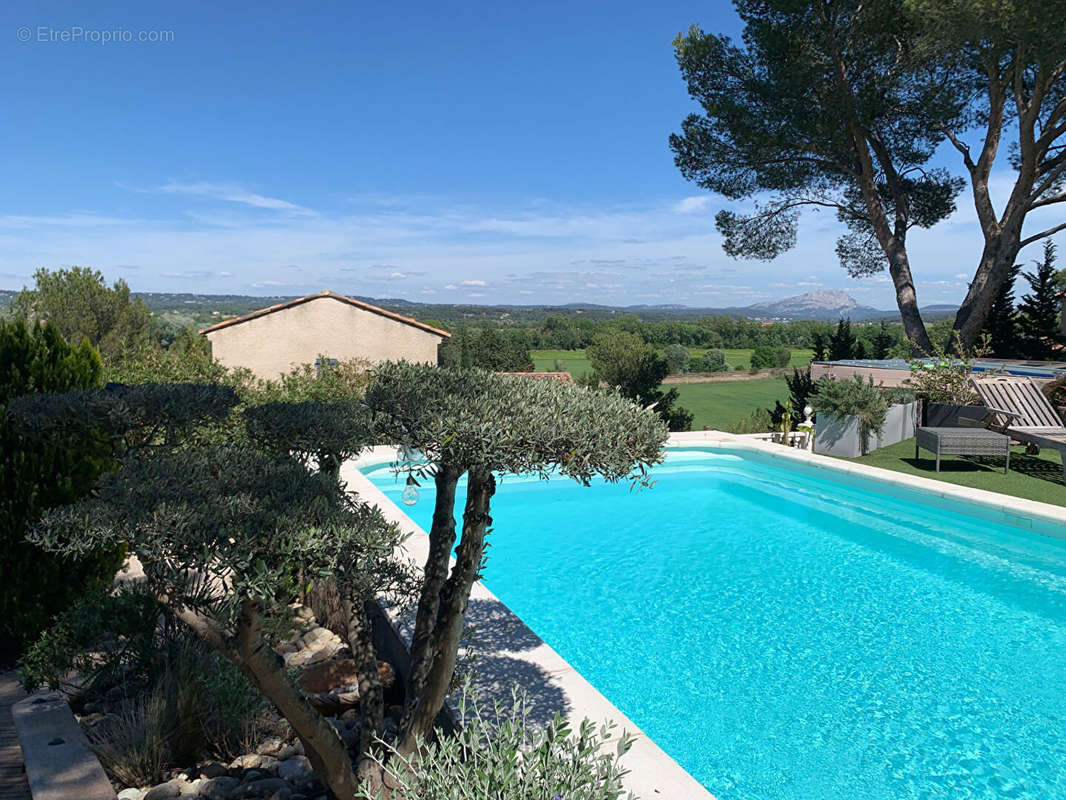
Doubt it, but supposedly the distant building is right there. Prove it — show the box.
[199,289,449,380]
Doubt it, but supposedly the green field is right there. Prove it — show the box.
[532,348,813,376]
[532,349,594,376]
[672,378,789,431]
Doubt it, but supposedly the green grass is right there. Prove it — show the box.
[532,350,593,376]
[845,437,1066,507]
[672,378,789,431]
[531,347,813,375]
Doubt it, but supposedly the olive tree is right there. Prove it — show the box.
[364,363,669,752]
[9,388,409,800]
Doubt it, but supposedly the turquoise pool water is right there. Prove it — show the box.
[363,448,1066,800]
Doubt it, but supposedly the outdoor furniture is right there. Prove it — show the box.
[971,376,1066,481]
[916,426,1011,473]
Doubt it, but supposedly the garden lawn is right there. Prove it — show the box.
[532,349,593,377]
[845,437,1066,508]
[672,378,789,431]
[531,348,813,375]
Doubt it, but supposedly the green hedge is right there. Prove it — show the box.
[0,320,124,653]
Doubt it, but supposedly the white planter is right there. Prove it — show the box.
[813,401,918,458]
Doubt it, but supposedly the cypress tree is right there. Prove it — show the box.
[828,319,858,361]
[984,263,1021,357]
[0,320,124,653]
[1017,242,1061,358]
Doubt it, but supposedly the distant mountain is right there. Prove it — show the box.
[741,290,884,321]
[0,286,958,325]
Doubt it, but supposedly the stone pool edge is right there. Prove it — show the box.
[341,449,716,800]
[672,431,1066,537]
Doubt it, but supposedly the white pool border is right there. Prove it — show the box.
[670,431,1066,539]
[346,431,1066,800]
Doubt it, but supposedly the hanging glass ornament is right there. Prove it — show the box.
[401,475,419,506]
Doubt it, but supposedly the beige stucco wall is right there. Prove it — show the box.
[204,296,444,380]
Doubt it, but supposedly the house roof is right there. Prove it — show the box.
[198,289,451,338]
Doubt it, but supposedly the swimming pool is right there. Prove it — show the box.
[363,447,1066,800]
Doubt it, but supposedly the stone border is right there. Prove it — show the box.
[12,692,116,800]
[341,452,716,800]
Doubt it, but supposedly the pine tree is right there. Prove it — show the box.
[811,331,828,361]
[828,319,857,361]
[871,322,896,359]
[1017,241,1061,359]
[984,263,1021,357]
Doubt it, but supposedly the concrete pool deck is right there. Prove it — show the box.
[346,431,1066,800]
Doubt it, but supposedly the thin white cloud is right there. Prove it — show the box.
[460,279,487,286]
[675,196,711,214]
[136,181,313,215]
[0,213,130,228]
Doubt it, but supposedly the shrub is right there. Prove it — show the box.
[358,684,635,800]
[771,368,816,427]
[585,332,693,430]
[248,356,374,403]
[23,585,267,785]
[727,407,773,434]
[1044,375,1066,416]
[903,334,984,405]
[663,343,690,374]
[750,345,790,369]
[20,584,164,693]
[811,376,888,454]
[0,319,125,651]
[881,386,917,406]
[86,638,266,786]
[701,349,728,372]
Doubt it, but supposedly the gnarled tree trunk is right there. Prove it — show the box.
[401,464,461,733]
[230,599,360,800]
[399,465,496,753]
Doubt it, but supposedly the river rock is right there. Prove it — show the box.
[237,777,292,798]
[117,790,143,800]
[298,659,358,693]
[144,782,182,800]
[275,744,301,760]
[230,754,277,771]
[200,762,229,779]
[200,776,241,800]
[256,737,285,756]
[276,756,312,783]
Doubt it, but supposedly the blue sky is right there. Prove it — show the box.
[1,1,1060,309]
